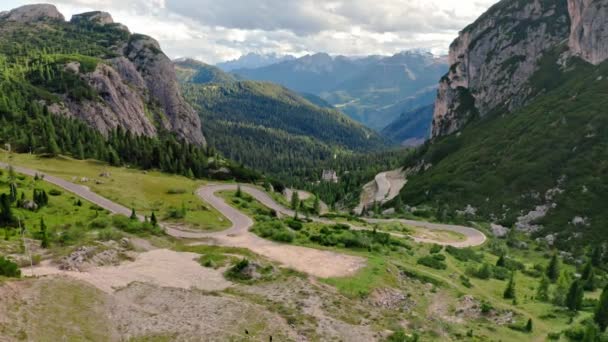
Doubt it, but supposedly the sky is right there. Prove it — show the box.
[1,0,499,64]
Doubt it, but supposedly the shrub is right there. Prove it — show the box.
[48,189,62,196]
[446,246,484,262]
[0,256,21,277]
[460,275,473,288]
[417,255,447,270]
[225,258,252,281]
[97,228,124,241]
[286,219,303,231]
[166,188,187,194]
[89,217,110,229]
[253,221,294,243]
[430,244,443,254]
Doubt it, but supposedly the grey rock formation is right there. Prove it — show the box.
[123,35,206,145]
[0,4,64,22]
[70,11,114,25]
[431,0,570,138]
[59,62,157,137]
[568,0,608,65]
[1,5,206,146]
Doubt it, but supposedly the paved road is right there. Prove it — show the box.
[1,163,486,276]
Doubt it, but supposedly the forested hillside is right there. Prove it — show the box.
[382,105,434,146]
[0,5,256,182]
[178,60,388,182]
[397,50,608,247]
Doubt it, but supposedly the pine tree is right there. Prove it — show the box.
[130,208,137,220]
[595,284,608,332]
[547,253,561,282]
[76,140,85,160]
[313,195,320,215]
[581,261,596,291]
[582,324,598,342]
[47,134,60,156]
[496,254,506,267]
[525,318,533,333]
[40,217,48,248]
[504,272,516,300]
[150,212,157,227]
[566,279,584,312]
[291,191,299,210]
[9,183,17,203]
[553,271,572,306]
[236,184,242,198]
[536,276,550,302]
[0,193,14,226]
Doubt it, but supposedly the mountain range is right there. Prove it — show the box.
[229,51,448,132]
[216,52,295,71]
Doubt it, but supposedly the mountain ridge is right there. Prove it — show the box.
[0,4,205,145]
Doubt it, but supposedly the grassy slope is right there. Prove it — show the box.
[0,152,229,232]
[216,188,595,341]
[398,55,608,245]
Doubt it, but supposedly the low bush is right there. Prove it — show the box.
[89,217,110,229]
[166,188,187,194]
[253,221,294,243]
[0,256,21,277]
[417,255,447,270]
[286,219,303,231]
[430,244,443,254]
[48,189,62,196]
[446,246,484,262]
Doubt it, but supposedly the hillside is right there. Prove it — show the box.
[396,0,608,246]
[0,5,204,145]
[233,51,447,129]
[177,60,387,180]
[381,105,433,147]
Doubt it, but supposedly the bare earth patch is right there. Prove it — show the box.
[27,249,232,293]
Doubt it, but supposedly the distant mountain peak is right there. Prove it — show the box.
[216,52,295,71]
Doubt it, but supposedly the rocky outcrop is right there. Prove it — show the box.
[431,0,571,138]
[123,35,206,145]
[70,10,129,31]
[0,4,64,22]
[57,62,157,137]
[71,11,114,25]
[1,4,206,146]
[568,0,608,65]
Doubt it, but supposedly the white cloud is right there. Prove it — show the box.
[1,0,499,63]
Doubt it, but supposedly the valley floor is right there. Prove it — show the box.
[0,155,587,341]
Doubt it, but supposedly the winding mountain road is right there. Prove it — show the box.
[0,163,486,278]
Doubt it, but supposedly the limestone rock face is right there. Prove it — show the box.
[431,0,571,138]
[123,35,206,145]
[568,0,608,65]
[0,4,65,22]
[61,62,157,137]
[0,5,206,146]
[71,11,114,25]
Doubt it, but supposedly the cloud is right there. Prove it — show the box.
[1,0,498,63]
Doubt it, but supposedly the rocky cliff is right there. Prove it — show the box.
[432,0,571,138]
[0,5,205,146]
[568,0,608,65]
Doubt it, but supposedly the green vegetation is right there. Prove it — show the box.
[182,79,387,182]
[0,256,20,277]
[398,53,608,245]
[0,15,260,185]
[0,152,230,231]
